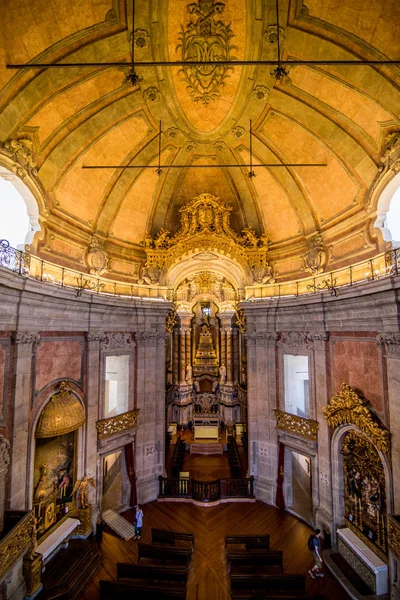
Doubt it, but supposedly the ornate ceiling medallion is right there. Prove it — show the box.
[177,0,237,104]
[322,384,390,453]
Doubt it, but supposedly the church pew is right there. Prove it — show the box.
[99,580,185,599]
[231,593,325,600]
[230,574,306,594]
[225,535,271,548]
[227,550,283,573]
[137,543,191,566]
[116,563,188,586]
[151,528,195,547]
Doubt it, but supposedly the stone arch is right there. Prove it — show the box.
[27,381,86,510]
[374,171,400,249]
[330,423,393,546]
[0,163,42,248]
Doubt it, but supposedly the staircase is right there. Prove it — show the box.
[190,443,223,455]
[39,538,103,600]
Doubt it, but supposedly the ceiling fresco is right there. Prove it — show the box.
[0,0,399,283]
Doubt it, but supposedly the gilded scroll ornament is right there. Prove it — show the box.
[388,515,400,561]
[0,511,34,581]
[142,194,273,287]
[274,410,318,441]
[322,384,390,453]
[165,309,177,333]
[96,408,139,439]
[235,309,246,333]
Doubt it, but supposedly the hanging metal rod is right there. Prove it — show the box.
[6,59,400,69]
[82,163,327,169]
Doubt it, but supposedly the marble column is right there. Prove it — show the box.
[221,329,226,369]
[173,328,179,383]
[135,331,167,503]
[10,332,39,509]
[233,328,240,385]
[226,328,233,384]
[85,332,103,520]
[179,330,186,383]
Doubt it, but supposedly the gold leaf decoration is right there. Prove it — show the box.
[274,410,318,441]
[322,384,390,453]
[96,409,139,439]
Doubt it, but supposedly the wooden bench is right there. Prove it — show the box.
[225,535,270,549]
[151,528,195,547]
[137,543,191,567]
[227,550,283,573]
[230,574,306,594]
[231,595,325,600]
[116,563,188,587]
[99,579,185,599]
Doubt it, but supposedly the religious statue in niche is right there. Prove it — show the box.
[303,233,326,275]
[219,363,227,384]
[341,430,387,555]
[72,475,96,509]
[186,364,193,384]
[177,0,237,104]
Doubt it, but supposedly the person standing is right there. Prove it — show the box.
[134,504,143,540]
[308,528,324,578]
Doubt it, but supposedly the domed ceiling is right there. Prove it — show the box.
[0,0,399,284]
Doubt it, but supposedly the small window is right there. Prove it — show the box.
[386,187,400,243]
[104,355,129,418]
[283,354,309,417]
[0,177,30,248]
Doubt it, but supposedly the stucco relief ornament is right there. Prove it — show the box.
[253,85,270,101]
[133,29,150,49]
[177,0,238,104]
[0,434,10,469]
[143,87,160,102]
[264,25,285,46]
[100,332,133,349]
[165,309,177,333]
[3,138,37,177]
[303,233,326,275]
[250,255,275,284]
[380,130,400,173]
[86,235,108,275]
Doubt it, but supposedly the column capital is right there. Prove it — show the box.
[377,332,400,357]
[12,331,40,345]
[85,331,105,343]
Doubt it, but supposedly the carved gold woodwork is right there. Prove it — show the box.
[235,309,246,333]
[96,408,139,439]
[274,410,318,441]
[36,381,85,438]
[76,506,93,537]
[388,515,400,561]
[165,309,177,333]
[142,194,273,285]
[0,511,34,582]
[23,552,42,598]
[322,384,390,453]
[342,430,387,558]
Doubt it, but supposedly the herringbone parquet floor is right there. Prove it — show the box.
[77,500,350,600]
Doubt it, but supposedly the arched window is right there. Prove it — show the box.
[0,169,40,249]
[385,186,400,244]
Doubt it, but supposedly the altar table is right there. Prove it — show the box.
[36,517,80,564]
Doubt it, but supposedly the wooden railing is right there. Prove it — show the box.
[158,476,254,502]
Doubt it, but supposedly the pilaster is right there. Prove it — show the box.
[10,332,39,509]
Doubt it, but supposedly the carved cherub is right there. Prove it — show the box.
[72,475,95,509]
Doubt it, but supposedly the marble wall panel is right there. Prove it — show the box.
[332,338,383,413]
[34,340,83,392]
[0,344,5,421]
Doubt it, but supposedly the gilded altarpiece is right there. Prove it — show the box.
[342,430,387,559]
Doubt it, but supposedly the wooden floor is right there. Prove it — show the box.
[77,500,350,600]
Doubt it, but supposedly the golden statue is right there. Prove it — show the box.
[72,475,96,509]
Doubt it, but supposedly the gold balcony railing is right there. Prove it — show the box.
[388,514,400,560]
[274,410,319,441]
[0,511,33,581]
[0,239,399,301]
[96,409,140,439]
